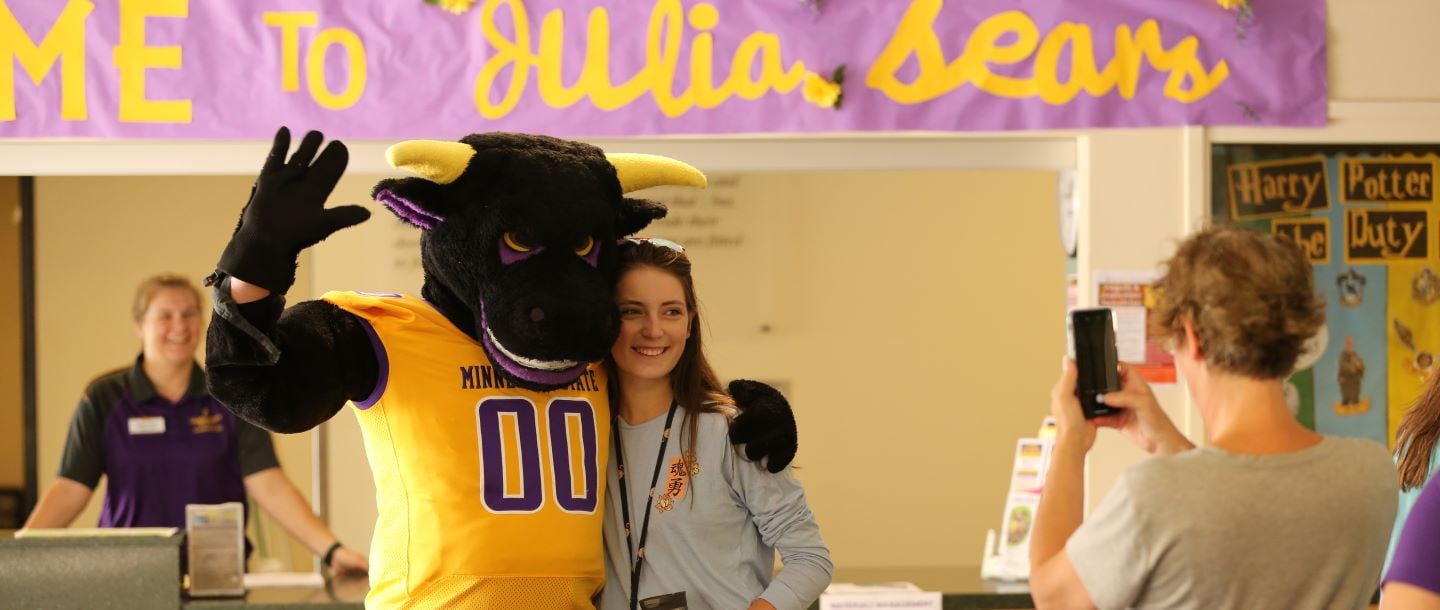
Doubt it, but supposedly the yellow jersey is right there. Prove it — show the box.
[324,291,610,609]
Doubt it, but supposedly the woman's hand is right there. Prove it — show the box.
[1095,363,1194,456]
[327,546,369,577]
[1050,358,1099,453]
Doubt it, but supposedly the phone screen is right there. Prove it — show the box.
[1069,308,1122,418]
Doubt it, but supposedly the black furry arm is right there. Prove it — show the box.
[206,279,377,434]
[727,379,799,473]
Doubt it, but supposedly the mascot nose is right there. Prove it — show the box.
[529,307,546,323]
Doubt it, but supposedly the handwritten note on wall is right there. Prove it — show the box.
[637,173,745,249]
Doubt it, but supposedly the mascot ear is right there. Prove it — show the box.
[372,178,447,230]
[616,197,668,236]
[372,140,478,230]
[606,153,704,237]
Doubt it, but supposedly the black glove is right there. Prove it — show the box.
[727,379,798,473]
[213,127,370,293]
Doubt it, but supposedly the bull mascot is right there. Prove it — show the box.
[204,128,797,608]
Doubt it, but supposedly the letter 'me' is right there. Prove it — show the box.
[0,0,94,121]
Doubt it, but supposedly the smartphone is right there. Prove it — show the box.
[1067,308,1122,419]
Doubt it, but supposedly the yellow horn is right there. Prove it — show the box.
[607,153,707,193]
[385,140,477,185]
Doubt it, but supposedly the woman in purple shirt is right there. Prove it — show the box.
[22,274,367,576]
[1385,474,1440,609]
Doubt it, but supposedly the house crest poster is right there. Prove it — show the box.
[1218,147,1440,449]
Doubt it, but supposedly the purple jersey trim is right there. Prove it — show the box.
[354,317,389,409]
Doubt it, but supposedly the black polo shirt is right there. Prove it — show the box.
[57,356,279,529]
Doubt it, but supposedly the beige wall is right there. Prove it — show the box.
[1078,129,1198,507]
[32,177,317,570]
[699,171,1065,567]
[1329,1,1440,101]
[0,178,22,491]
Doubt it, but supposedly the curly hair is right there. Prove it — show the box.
[1149,225,1325,379]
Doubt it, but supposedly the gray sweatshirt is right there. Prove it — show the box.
[600,405,832,610]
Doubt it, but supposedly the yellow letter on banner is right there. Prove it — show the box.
[1114,21,1229,103]
[476,0,535,119]
[535,7,586,108]
[572,7,648,109]
[306,28,366,109]
[0,0,94,121]
[474,0,806,119]
[114,0,191,123]
[865,0,953,104]
[868,0,1229,106]
[264,12,318,92]
[945,10,1041,99]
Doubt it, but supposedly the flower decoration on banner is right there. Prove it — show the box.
[424,0,475,15]
[1217,0,1254,41]
[802,65,846,110]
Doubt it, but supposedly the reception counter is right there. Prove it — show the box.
[180,567,1029,610]
[184,575,368,609]
[178,567,1030,610]
[0,529,185,609]
[0,531,1031,609]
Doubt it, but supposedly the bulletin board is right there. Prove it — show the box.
[1212,144,1440,450]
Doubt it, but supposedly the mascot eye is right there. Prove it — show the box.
[503,232,534,253]
[574,236,595,257]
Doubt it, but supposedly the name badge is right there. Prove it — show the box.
[640,592,687,610]
[128,416,166,435]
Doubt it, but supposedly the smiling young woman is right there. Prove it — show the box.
[600,239,832,610]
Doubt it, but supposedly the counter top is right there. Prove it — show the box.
[185,575,368,609]
[830,567,1031,610]
[183,567,1030,610]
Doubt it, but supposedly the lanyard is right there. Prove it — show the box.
[613,401,679,610]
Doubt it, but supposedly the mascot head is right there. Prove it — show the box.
[371,133,705,390]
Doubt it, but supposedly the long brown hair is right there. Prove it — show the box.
[603,239,734,459]
[1397,372,1440,491]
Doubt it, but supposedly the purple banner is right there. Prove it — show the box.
[0,0,1326,139]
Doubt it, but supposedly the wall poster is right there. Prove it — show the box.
[1213,144,1440,449]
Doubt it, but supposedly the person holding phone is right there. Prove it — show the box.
[1029,225,1397,609]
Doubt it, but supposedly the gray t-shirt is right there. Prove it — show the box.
[600,405,832,610]
[1067,436,1398,610]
